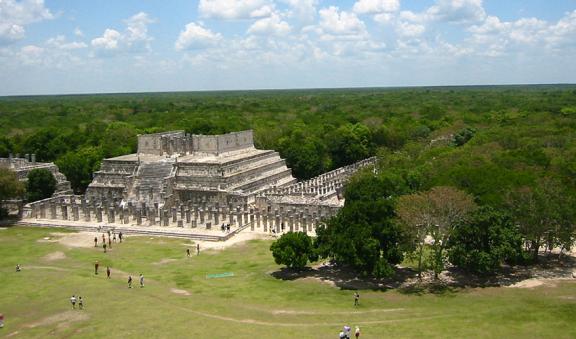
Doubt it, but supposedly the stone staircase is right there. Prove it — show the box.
[129,161,175,204]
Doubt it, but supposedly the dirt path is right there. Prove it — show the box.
[26,310,89,329]
[41,251,66,262]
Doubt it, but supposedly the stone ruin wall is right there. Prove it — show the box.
[22,156,375,236]
[0,155,72,195]
[137,130,254,156]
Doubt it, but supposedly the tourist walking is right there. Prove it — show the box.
[128,275,133,288]
[139,274,144,288]
[196,243,200,255]
[0,313,4,328]
[78,296,84,310]
[186,248,191,257]
[94,236,98,247]
[354,292,360,306]
[16,264,21,272]
[70,295,77,309]
[94,261,99,275]
[119,232,123,243]
[108,236,112,249]
[106,266,111,279]
[103,243,107,253]
[344,325,351,339]
[355,326,360,338]
[113,233,117,243]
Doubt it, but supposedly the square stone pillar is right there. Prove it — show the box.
[40,203,46,219]
[162,210,169,226]
[72,205,79,221]
[262,214,268,232]
[108,208,115,224]
[148,209,156,226]
[96,207,103,223]
[205,221,211,230]
[185,209,191,225]
[61,205,68,220]
[136,209,142,225]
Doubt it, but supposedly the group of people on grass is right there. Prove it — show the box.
[94,230,123,253]
[186,244,200,257]
[339,325,361,338]
[69,295,84,310]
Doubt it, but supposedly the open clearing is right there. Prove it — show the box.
[1,226,575,338]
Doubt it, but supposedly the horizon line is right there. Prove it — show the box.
[1,82,575,99]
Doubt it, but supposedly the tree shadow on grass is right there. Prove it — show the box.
[270,254,576,294]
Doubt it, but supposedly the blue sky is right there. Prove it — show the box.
[0,0,575,95]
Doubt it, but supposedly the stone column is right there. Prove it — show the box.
[136,209,142,226]
[262,214,268,232]
[39,203,46,219]
[185,209,191,225]
[214,208,220,225]
[123,209,129,224]
[148,208,156,226]
[172,207,177,224]
[108,208,115,224]
[199,209,205,225]
[96,207,103,223]
[61,205,68,220]
[289,215,294,232]
[162,210,169,226]
[275,215,281,233]
[72,205,79,221]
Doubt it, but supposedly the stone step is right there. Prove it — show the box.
[14,220,248,242]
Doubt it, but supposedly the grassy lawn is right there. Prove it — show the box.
[1,226,575,338]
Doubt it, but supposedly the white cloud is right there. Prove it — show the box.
[396,21,425,37]
[546,10,576,48]
[91,29,122,51]
[46,35,87,50]
[426,0,486,24]
[318,6,367,38]
[19,45,44,65]
[74,27,84,37]
[353,0,400,15]
[282,0,318,24]
[248,14,291,35]
[0,0,53,44]
[175,22,223,50]
[198,0,272,19]
[91,12,155,56]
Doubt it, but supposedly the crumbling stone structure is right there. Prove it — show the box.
[22,130,376,239]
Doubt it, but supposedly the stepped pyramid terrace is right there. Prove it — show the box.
[21,130,376,241]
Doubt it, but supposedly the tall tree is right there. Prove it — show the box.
[315,172,409,278]
[270,232,318,270]
[0,168,25,201]
[447,207,523,274]
[396,192,434,279]
[26,168,57,202]
[427,186,477,279]
[56,146,102,194]
[507,177,571,261]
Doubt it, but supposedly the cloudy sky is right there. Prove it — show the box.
[1,0,575,95]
